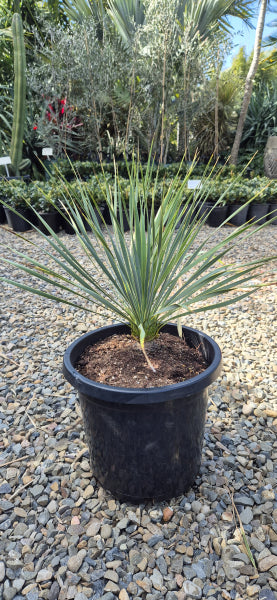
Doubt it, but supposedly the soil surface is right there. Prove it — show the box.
[76,332,208,388]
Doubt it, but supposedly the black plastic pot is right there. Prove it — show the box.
[248,203,269,225]
[175,204,198,229]
[268,204,277,225]
[207,205,228,227]
[227,204,249,226]
[103,205,130,232]
[198,202,212,221]
[63,323,222,502]
[59,212,76,235]
[0,204,6,224]
[81,205,105,231]
[35,211,60,235]
[4,207,33,232]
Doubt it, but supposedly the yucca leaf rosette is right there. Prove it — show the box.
[0,157,276,356]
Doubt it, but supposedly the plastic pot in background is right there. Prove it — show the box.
[0,204,6,224]
[248,203,269,225]
[207,205,228,227]
[268,204,277,225]
[59,206,105,234]
[175,204,198,229]
[4,207,33,232]
[227,204,249,227]
[63,323,222,503]
[81,205,105,231]
[35,211,61,235]
[198,202,212,221]
[59,211,76,235]
[103,205,130,232]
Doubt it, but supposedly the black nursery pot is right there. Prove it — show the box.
[35,211,60,235]
[81,205,105,231]
[4,207,33,232]
[206,205,228,227]
[248,203,269,225]
[63,323,222,502]
[268,204,277,225]
[227,204,249,226]
[0,204,6,224]
[103,205,130,232]
[59,211,75,234]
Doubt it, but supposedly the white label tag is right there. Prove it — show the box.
[42,148,53,156]
[187,179,201,189]
[0,156,11,165]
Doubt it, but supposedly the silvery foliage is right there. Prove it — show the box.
[27,3,230,159]
[28,19,129,158]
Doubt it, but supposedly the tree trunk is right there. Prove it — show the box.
[230,0,267,165]
[214,48,220,160]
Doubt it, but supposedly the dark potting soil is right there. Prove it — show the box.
[76,332,208,388]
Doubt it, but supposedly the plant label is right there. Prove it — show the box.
[188,179,202,189]
[42,148,53,157]
[0,156,11,176]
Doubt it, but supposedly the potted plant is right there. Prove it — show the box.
[247,177,270,225]
[2,179,34,231]
[0,203,6,224]
[28,182,61,235]
[225,178,250,226]
[0,158,276,502]
[195,178,229,227]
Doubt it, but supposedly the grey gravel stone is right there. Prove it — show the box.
[165,593,178,600]
[148,535,164,547]
[182,580,202,599]
[234,495,255,506]
[0,562,6,583]
[117,518,129,530]
[240,506,254,525]
[151,568,164,590]
[13,579,24,592]
[74,594,88,600]
[170,556,183,574]
[67,550,86,573]
[48,581,60,600]
[259,591,277,600]
[156,556,167,576]
[101,524,112,539]
[26,589,39,600]
[183,566,196,579]
[0,483,12,494]
[36,568,52,582]
[13,523,28,537]
[3,588,17,600]
[30,485,44,498]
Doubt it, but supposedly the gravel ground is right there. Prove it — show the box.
[0,224,276,600]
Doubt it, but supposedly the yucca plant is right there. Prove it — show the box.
[0,156,276,365]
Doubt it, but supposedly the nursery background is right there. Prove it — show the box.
[1,0,277,175]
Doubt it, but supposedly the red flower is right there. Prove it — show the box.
[33,126,38,130]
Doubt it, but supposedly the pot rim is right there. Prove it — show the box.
[63,323,222,404]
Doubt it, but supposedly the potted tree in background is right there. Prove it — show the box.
[0,158,276,501]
